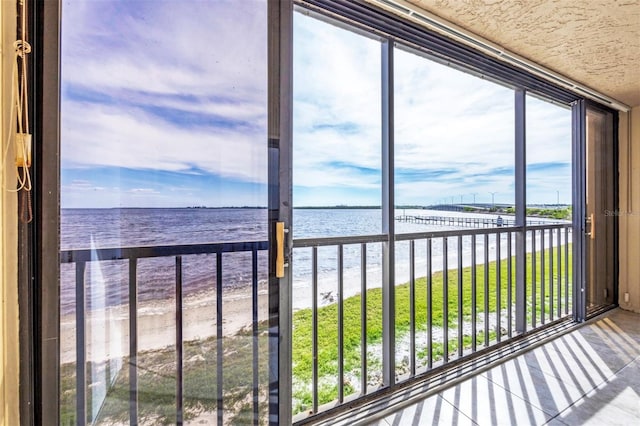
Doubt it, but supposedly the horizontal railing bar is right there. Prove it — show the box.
[61,241,269,263]
[524,223,571,231]
[293,234,387,248]
[61,224,571,263]
[396,226,522,241]
[296,223,570,248]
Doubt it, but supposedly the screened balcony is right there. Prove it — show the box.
[7,0,639,425]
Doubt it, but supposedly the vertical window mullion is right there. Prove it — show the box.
[515,89,527,333]
[572,100,587,322]
[268,0,293,422]
[381,38,396,387]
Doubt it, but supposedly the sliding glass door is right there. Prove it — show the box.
[585,105,617,313]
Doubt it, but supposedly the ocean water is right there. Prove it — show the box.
[60,208,566,314]
[61,208,269,315]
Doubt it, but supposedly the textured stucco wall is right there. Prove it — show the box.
[0,0,20,423]
[619,106,640,313]
[372,0,640,107]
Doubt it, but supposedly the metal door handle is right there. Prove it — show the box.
[586,213,595,239]
[276,222,285,278]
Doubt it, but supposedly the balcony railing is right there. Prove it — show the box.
[61,223,572,424]
[60,241,268,425]
[291,223,573,420]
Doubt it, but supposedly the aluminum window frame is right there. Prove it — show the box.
[289,0,618,423]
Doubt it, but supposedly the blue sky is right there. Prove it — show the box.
[61,0,268,208]
[61,1,572,208]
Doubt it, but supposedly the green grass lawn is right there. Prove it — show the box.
[291,243,573,412]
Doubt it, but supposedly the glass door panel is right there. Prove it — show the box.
[585,106,617,313]
[291,11,382,417]
[393,46,516,369]
[59,1,270,424]
[526,95,573,326]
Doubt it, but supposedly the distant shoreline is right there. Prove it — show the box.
[60,206,268,210]
[60,206,572,223]
[61,205,404,210]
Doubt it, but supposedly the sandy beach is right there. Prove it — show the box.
[60,286,269,364]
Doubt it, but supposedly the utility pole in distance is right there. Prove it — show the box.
[489,191,497,209]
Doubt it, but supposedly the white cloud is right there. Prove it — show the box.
[128,188,159,194]
[526,95,572,162]
[62,99,267,183]
[65,179,105,192]
[61,0,268,184]
[62,0,266,100]
[292,13,382,195]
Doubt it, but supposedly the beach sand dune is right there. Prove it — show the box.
[60,288,269,365]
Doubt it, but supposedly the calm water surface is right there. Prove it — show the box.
[60,208,563,314]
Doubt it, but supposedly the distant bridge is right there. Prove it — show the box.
[426,204,510,212]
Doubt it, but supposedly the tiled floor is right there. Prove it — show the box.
[374,308,640,425]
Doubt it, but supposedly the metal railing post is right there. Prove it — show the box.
[129,258,138,425]
[75,261,87,426]
[176,256,184,425]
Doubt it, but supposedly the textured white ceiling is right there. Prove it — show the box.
[378,0,640,107]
